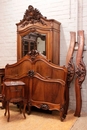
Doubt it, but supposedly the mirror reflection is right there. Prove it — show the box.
[22,32,46,56]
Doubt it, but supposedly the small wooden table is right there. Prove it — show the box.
[4,81,26,122]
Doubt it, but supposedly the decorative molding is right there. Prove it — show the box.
[67,57,75,83]
[40,103,49,110]
[21,5,47,27]
[28,50,39,61]
[75,57,86,86]
[28,70,35,77]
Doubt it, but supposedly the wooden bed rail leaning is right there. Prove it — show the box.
[65,30,86,117]
[65,32,76,114]
[74,30,86,117]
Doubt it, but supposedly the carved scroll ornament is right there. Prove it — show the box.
[28,50,39,61]
[40,104,49,110]
[21,5,47,27]
[75,57,86,87]
[28,70,35,77]
[67,57,75,83]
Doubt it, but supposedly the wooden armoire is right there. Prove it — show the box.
[16,5,61,65]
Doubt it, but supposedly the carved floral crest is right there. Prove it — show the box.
[21,5,47,27]
[27,50,39,61]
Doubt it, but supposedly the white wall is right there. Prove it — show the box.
[0,0,87,113]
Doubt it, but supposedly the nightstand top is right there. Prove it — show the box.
[4,81,25,86]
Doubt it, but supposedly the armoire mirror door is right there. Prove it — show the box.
[22,33,46,57]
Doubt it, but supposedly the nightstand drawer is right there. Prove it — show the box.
[4,81,25,100]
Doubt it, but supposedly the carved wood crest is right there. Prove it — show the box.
[20,5,47,27]
[27,50,39,61]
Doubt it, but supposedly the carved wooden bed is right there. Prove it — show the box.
[3,50,67,121]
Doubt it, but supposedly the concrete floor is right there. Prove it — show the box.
[70,112,87,130]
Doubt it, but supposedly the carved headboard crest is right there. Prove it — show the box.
[21,5,47,27]
[27,50,39,61]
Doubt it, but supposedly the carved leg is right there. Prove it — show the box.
[7,101,10,122]
[4,101,7,116]
[74,78,82,117]
[65,83,70,115]
[60,107,66,121]
[0,95,6,109]
[19,101,23,114]
[27,102,31,115]
[23,102,26,119]
[1,99,5,109]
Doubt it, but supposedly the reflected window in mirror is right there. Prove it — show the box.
[22,32,46,57]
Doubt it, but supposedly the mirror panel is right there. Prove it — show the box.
[37,34,46,55]
[22,32,46,57]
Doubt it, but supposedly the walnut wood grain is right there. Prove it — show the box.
[65,32,76,114]
[3,50,67,121]
[16,5,61,65]
[74,30,86,117]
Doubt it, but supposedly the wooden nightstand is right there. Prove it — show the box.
[4,81,26,122]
